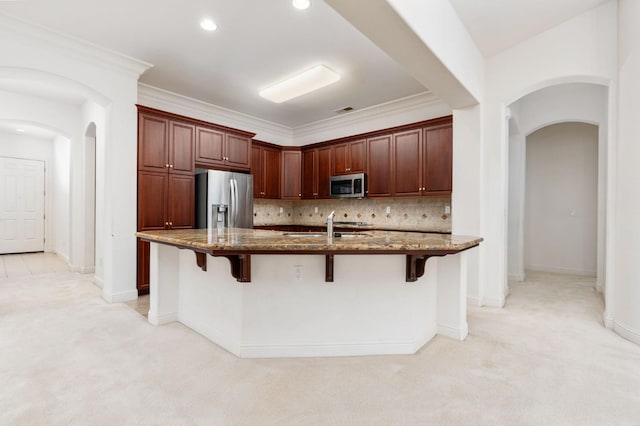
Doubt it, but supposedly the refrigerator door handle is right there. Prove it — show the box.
[230,178,238,228]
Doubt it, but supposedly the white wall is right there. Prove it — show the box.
[613,0,640,344]
[524,122,598,276]
[0,13,150,302]
[52,135,70,260]
[480,1,617,307]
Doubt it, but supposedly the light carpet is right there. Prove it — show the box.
[1,270,639,425]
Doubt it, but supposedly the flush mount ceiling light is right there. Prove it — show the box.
[259,65,340,103]
[292,0,311,10]
[200,18,217,31]
[16,128,25,133]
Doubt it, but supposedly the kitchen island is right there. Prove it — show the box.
[137,228,481,358]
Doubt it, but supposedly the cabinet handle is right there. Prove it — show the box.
[298,193,301,197]
[169,164,173,168]
[165,222,169,226]
[165,164,169,168]
[169,222,173,226]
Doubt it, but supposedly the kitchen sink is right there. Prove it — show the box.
[283,232,372,238]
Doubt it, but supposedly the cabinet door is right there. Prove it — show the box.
[349,139,366,173]
[282,150,302,199]
[195,126,225,166]
[263,147,281,199]
[225,134,251,170]
[251,145,263,198]
[138,113,168,172]
[333,143,349,175]
[366,135,392,197]
[393,129,422,196]
[423,125,453,194]
[169,121,195,174]
[301,149,316,199]
[317,146,332,198]
[168,174,195,229]
[138,171,168,230]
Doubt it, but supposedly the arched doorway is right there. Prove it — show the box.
[506,82,608,295]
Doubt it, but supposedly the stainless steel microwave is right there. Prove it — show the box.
[329,173,367,198]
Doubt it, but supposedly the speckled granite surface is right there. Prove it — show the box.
[136,228,482,253]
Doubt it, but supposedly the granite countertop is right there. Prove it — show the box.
[136,228,482,254]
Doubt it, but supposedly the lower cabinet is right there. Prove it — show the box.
[137,171,194,294]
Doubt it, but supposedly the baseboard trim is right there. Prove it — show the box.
[148,311,178,326]
[613,320,640,345]
[467,296,481,307]
[93,276,104,289]
[525,265,596,277]
[102,289,138,303]
[508,273,525,282]
[437,322,468,341]
[239,339,417,358]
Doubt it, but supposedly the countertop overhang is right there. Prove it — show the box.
[136,228,482,283]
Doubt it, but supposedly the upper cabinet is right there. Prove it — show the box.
[333,139,365,175]
[138,112,194,175]
[366,135,393,197]
[392,129,423,197]
[302,146,332,199]
[252,142,281,199]
[281,149,302,200]
[195,127,251,171]
[365,118,452,198]
[422,124,453,194]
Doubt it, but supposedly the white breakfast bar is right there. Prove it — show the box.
[137,228,482,358]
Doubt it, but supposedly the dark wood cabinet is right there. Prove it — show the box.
[169,121,195,174]
[393,129,423,197]
[195,126,225,165]
[136,105,257,294]
[366,135,393,197]
[195,127,251,171]
[138,113,194,175]
[333,139,365,175]
[302,147,332,199]
[252,142,281,199]
[282,149,301,200]
[423,124,453,194]
[138,113,168,173]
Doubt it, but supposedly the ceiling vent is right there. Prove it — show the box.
[334,106,354,114]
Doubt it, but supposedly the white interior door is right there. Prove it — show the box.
[0,157,45,254]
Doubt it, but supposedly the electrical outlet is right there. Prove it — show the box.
[445,205,451,215]
[385,206,391,214]
[293,265,303,282]
[314,206,318,213]
[279,207,284,213]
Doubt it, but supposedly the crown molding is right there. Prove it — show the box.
[0,12,152,77]
[137,83,294,145]
[292,92,451,145]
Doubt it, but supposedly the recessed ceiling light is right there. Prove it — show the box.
[16,128,25,133]
[200,18,217,32]
[259,65,340,104]
[292,0,311,10]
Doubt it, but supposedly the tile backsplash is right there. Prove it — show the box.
[254,196,451,232]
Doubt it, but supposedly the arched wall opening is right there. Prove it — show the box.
[505,82,609,302]
[0,69,109,284]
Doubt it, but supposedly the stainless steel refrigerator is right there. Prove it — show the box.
[195,170,253,230]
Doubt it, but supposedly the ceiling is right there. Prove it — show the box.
[0,0,611,128]
[449,0,609,57]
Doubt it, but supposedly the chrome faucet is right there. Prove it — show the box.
[327,211,335,241]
